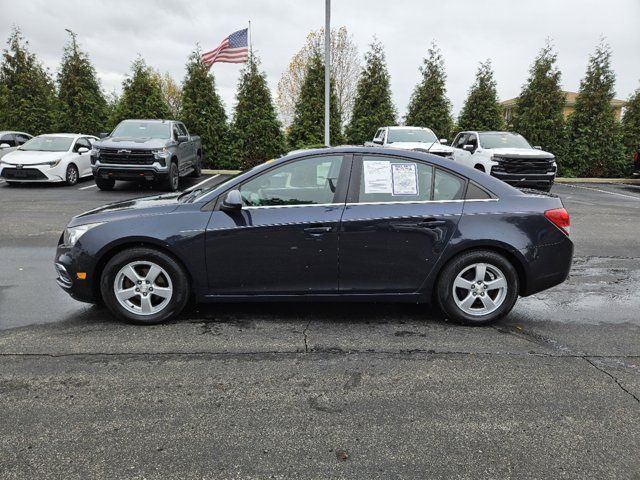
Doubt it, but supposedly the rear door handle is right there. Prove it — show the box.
[304,225,333,235]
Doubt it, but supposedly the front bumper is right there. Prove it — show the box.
[92,162,169,182]
[491,171,556,189]
[0,164,65,182]
[54,242,98,303]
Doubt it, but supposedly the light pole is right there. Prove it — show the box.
[324,0,331,146]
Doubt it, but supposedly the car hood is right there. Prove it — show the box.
[96,137,170,149]
[2,149,68,165]
[68,192,183,227]
[386,142,454,153]
[488,148,555,159]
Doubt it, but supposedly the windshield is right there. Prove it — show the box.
[387,128,437,144]
[479,132,532,149]
[20,136,73,152]
[111,121,171,139]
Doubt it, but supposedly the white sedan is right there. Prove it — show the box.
[0,133,98,186]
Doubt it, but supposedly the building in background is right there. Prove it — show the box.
[501,91,627,124]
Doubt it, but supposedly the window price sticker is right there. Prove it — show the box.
[391,163,418,196]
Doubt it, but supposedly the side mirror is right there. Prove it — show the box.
[77,147,89,154]
[99,132,109,139]
[221,189,243,211]
[372,138,384,145]
[463,144,475,152]
[177,135,189,143]
[533,145,542,150]
[0,143,10,149]
[439,138,448,144]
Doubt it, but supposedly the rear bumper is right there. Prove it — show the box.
[491,171,556,189]
[520,237,574,296]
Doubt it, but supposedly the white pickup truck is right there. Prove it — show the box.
[365,126,454,159]
[450,131,557,191]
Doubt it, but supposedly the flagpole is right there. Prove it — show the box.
[324,0,331,146]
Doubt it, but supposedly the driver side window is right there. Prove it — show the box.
[239,155,343,207]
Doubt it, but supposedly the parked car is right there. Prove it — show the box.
[366,126,454,159]
[0,133,97,185]
[0,131,33,160]
[451,131,557,191]
[633,147,639,177]
[91,119,202,191]
[55,146,573,326]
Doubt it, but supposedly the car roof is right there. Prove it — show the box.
[35,133,96,139]
[119,119,174,123]
[199,146,521,202]
[386,126,434,131]
[0,131,31,136]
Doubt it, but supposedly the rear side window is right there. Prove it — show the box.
[358,156,433,203]
[465,182,493,200]
[433,168,466,201]
[0,134,16,147]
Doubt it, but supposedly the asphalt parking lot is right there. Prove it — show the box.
[0,177,639,478]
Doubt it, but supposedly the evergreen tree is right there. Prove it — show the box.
[457,60,504,132]
[111,57,171,124]
[565,41,626,177]
[230,57,285,169]
[57,30,108,135]
[181,50,229,168]
[511,43,566,157]
[345,40,396,145]
[0,27,57,135]
[621,86,640,158]
[287,53,343,149]
[405,42,453,139]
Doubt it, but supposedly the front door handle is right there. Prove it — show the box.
[304,225,333,236]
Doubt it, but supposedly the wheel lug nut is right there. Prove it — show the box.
[137,281,141,284]
[135,288,139,292]
[143,292,147,296]
[149,287,153,291]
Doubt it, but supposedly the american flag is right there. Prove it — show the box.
[201,28,249,67]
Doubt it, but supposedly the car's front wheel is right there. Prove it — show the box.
[100,247,190,324]
[436,250,519,326]
[95,176,115,190]
[65,164,79,186]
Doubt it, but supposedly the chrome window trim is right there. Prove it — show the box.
[243,202,343,210]
[346,198,498,207]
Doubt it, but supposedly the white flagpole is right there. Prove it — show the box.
[248,20,252,61]
[324,0,331,146]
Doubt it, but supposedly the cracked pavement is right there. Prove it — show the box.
[0,181,639,478]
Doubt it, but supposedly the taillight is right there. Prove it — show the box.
[634,151,638,163]
[544,208,570,236]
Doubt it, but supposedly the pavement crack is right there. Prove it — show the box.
[302,320,311,353]
[583,357,640,405]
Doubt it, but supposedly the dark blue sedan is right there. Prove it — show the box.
[55,147,573,326]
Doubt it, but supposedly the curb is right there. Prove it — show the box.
[555,177,640,185]
[203,169,241,175]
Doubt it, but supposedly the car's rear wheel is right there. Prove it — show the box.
[190,152,202,178]
[436,250,519,326]
[65,164,79,186]
[100,247,190,325]
[95,176,115,190]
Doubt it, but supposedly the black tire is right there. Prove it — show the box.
[190,152,202,178]
[436,250,519,326]
[65,164,79,186]
[95,176,115,190]
[100,247,190,325]
[5,181,19,187]
[163,162,179,191]
[540,184,553,193]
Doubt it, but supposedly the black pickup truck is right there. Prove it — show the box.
[90,119,202,191]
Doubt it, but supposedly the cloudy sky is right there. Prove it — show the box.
[3,0,640,121]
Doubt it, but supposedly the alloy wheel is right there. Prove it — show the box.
[113,261,173,315]
[452,262,507,316]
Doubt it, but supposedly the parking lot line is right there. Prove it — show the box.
[78,184,97,190]
[562,183,640,201]
[188,174,220,191]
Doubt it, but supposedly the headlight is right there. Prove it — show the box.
[91,147,100,157]
[63,222,104,247]
[153,147,170,158]
[47,159,62,167]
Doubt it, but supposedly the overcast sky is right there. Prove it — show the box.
[3,0,640,122]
